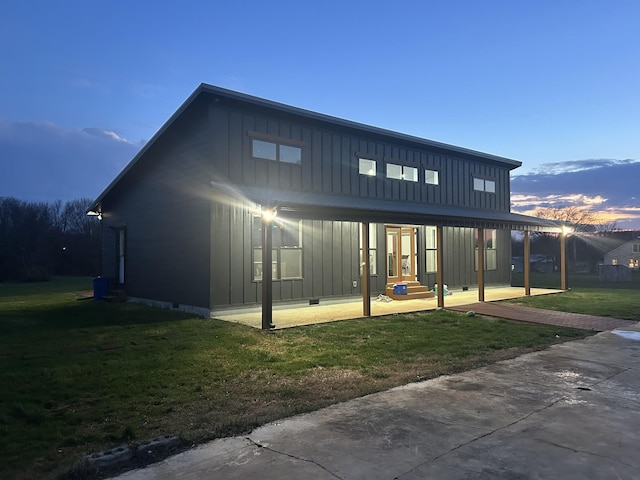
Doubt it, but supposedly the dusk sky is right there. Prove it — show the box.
[1,1,639,227]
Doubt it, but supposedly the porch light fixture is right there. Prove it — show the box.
[87,210,103,221]
[262,207,277,222]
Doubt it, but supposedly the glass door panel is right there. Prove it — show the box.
[387,229,399,280]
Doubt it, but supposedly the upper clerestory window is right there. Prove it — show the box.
[359,158,377,176]
[473,177,496,193]
[425,169,439,185]
[387,163,417,182]
[249,131,303,164]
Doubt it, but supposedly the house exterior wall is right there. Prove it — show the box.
[98,89,517,312]
[208,101,513,212]
[604,240,640,269]
[101,103,212,309]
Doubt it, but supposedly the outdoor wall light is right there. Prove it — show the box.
[562,225,573,235]
[262,207,277,222]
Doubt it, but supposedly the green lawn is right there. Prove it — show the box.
[0,277,613,479]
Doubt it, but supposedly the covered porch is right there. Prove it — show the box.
[214,286,564,329]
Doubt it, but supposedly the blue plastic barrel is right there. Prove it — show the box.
[93,276,110,300]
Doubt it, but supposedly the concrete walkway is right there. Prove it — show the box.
[113,322,640,480]
[447,302,638,331]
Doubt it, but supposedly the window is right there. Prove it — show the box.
[425,226,437,273]
[425,169,439,185]
[629,259,639,269]
[359,223,377,275]
[473,177,496,193]
[475,229,497,271]
[633,244,639,253]
[252,139,301,164]
[252,217,302,280]
[612,258,618,265]
[386,163,418,182]
[359,158,376,176]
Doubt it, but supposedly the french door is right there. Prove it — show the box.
[386,226,416,283]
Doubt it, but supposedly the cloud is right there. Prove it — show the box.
[511,159,640,229]
[82,127,132,144]
[521,158,638,176]
[0,120,141,203]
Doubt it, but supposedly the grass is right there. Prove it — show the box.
[0,277,614,479]
[509,272,640,321]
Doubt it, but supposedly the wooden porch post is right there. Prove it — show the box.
[560,229,568,290]
[477,228,485,302]
[524,230,531,296]
[436,225,444,308]
[261,213,275,330]
[361,222,371,317]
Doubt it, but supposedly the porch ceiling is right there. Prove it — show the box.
[211,182,564,232]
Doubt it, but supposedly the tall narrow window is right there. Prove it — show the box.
[475,229,497,271]
[359,223,377,275]
[425,226,437,273]
[252,216,303,280]
[115,228,126,284]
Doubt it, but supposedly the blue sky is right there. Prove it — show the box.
[1,1,639,227]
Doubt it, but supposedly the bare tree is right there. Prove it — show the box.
[532,206,597,232]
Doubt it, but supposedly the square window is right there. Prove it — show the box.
[279,144,301,164]
[425,169,439,185]
[359,158,376,176]
[485,180,496,193]
[386,163,403,180]
[404,166,418,182]
[473,177,485,191]
[252,139,277,161]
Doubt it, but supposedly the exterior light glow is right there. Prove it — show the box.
[262,207,277,222]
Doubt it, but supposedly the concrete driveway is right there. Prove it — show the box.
[114,324,640,480]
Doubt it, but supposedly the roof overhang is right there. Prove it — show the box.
[210,182,563,232]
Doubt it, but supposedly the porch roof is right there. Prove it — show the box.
[211,183,563,232]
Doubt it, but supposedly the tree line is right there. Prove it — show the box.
[0,197,101,282]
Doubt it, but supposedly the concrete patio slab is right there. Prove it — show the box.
[213,287,563,329]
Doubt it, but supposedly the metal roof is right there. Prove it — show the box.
[90,83,522,212]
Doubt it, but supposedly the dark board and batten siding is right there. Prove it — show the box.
[209,102,512,212]
[209,200,368,308]
[102,104,212,309]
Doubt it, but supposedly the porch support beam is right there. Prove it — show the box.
[361,222,371,317]
[477,228,485,302]
[524,230,531,296]
[436,225,444,308]
[560,230,568,290]
[261,214,275,330]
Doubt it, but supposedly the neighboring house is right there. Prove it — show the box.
[89,84,562,320]
[603,239,640,270]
